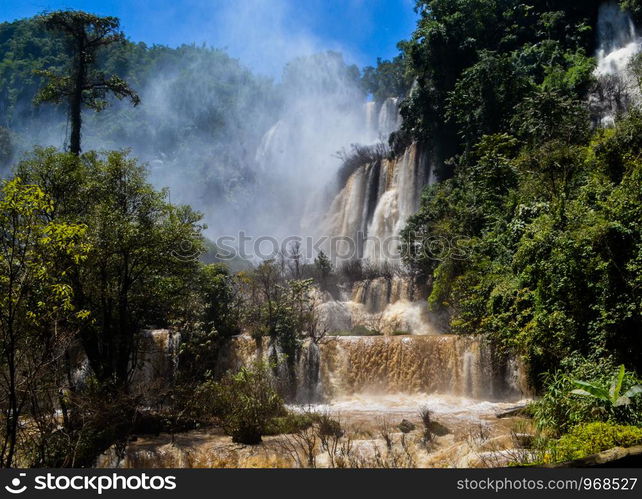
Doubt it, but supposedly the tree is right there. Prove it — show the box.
[314,251,333,291]
[0,178,88,467]
[197,361,285,444]
[177,264,242,383]
[35,11,140,155]
[287,241,302,279]
[512,89,591,146]
[0,128,13,171]
[16,148,204,389]
[361,55,411,103]
[446,50,533,148]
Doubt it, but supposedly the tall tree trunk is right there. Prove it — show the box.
[4,335,18,468]
[69,40,86,156]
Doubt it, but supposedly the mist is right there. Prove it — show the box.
[1,0,393,261]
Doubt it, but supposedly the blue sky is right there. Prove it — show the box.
[0,0,419,76]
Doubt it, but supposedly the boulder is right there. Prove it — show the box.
[398,419,416,434]
[427,420,451,437]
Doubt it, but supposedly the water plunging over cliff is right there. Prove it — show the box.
[592,2,642,125]
[217,335,526,404]
[320,142,433,264]
[313,97,436,335]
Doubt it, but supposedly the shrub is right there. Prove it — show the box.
[547,423,642,463]
[533,357,642,434]
[335,143,389,188]
[571,365,642,408]
[339,259,364,283]
[195,361,285,444]
[26,384,139,467]
[264,412,315,436]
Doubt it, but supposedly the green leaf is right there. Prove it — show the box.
[622,385,642,399]
[614,396,631,407]
[570,389,594,397]
[609,365,625,401]
[571,381,609,401]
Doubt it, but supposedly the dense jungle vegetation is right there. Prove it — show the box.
[395,0,642,392]
[1,1,641,467]
[395,0,642,455]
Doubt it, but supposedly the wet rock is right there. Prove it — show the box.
[427,420,451,437]
[398,420,416,433]
[496,405,529,419]
[514,433,534,449]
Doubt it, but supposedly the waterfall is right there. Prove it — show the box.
[377,97,403,138]
[321,142,433,264]
[365,100,378,136]
[362,144,430,263]
[592,2,642,125]
[596,2,640,73]
[217,334,527,403]
[130,329,181,392]
[313,98,436,336]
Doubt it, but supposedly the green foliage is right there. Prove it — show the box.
[241,261,318,350]
[403,84,642,385]
[446,50,533,147]
[196,361,285,445]
[593,107,642,181]
[361,55,412,103]
[176,263,242,383]
[313,251,333,291]
[0,177,89,466]
[512,89,591,146]
[533,358,642,434]
[0,15,279,210]
[0,127,13,168]
[621,0,642,21]
[264,412,315,436]
[571,365,642,408]
[399,0,601,158]
[35,11,140,154]
[46,385,138,467]
[15,147,205,387]
[546,423,642,463]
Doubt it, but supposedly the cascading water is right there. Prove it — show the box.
[313,96,437,336]
[319,143,433,264]
[118,65,534,471]
[592,2,642,125]
[377,97,403,138]
[316,275,436,336]
[217,334,526,404]
[130,329,181,392]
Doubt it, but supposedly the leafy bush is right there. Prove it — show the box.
[571,365,642,408]
[533,358,642,434]
[194,361,285,444]
[176,263,242,383]
[546,423,642,463]
[264,412,315,436]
